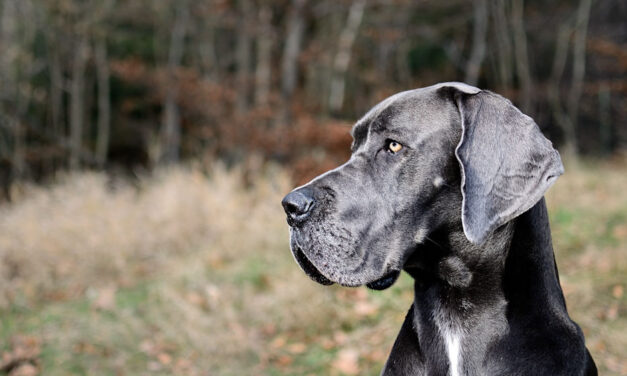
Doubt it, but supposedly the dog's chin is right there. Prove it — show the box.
[365,270,401,290]
[292,246,334,286]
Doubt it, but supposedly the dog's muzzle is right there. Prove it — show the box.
[291,243,334,285]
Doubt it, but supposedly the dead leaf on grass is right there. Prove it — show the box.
[364,349,386,362]
[354,301,378,317]
[333,331,348,346]
[276,355,293,367]
[157,352,172,365]
[8,363,38,376]
[0,335,41,375]
[612,224,627,240]
[287,343,306,354]
[612,284,624,299]
[91,286,117,311]
[605,355,627,375]
[332,348,360,375]
[605,303,619,321]
[185,291,205,307]
[270,336,286,349]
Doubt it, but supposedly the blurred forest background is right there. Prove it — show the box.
[0,0,626,189]
[0,0,626,375]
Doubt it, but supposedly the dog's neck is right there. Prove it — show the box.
[390,199,570,375]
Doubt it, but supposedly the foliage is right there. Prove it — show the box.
[0,0,625,192]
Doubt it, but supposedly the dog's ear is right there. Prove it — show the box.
[439,83,564,245]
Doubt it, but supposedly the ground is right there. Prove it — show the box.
[0,159,625,375]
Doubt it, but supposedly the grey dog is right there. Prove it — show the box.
[281,82,597,375]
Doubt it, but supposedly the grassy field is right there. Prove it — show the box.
[0,159,625,375]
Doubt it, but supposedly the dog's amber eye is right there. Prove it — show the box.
[387,140,403,153]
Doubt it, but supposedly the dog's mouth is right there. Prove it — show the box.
[292,243,401,290]
[365,270,401,290]
[292,245,334,285]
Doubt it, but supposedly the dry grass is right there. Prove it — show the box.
[0,160,625,375]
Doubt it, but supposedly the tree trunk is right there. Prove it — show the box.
[198,25,219,81]
[548,23,575,160]
[279,0,306,124]
[328,0,366,113]
[254,5,273,108]
[565,0,592,157]
[491,0,513,90]
[69,35,89,170]
[0,0,19,176]
[160,2,189,164]
[95,38,110,168]
[236,0,253,114]
[465,0,488,86]
[598,84,611,155]
[49,41,64,137]
[510,0,533,113]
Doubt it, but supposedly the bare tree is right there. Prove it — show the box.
[254,5,273,107]
[548,22,572,155]
[465,0,488,86]
[69,35,89,170]
[510,0,533,112]
[491,0,513,90]
[328,0,366,113]
[197,11,220,82]
[0,0,39,178]
[160,1,190,164]
[566,0,592,157]
[0,0,20,174]
[95,38,110,167]
[236,0,253,114]
[48,38,64,137]
[548,0,592,160]
[279,0,307,124]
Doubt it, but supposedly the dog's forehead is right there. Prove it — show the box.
[351,87,448,144]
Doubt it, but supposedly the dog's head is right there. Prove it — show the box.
[282,82,563,289]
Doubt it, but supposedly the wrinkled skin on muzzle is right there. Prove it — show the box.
[284,86,464,289]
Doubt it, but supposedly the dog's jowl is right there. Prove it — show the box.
[281,82,597,376]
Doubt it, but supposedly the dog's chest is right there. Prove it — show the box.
[430,302,467,376]
[437,323,462,376]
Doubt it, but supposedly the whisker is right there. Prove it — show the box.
[425,235,445,250]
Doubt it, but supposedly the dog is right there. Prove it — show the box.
[281,82,597,375]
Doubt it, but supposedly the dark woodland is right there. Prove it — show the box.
[0,0,625,192]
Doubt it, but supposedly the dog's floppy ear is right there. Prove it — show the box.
[439,83,564,245]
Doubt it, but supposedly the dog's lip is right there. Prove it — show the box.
[366,270,401,290]
[292,245,334,286]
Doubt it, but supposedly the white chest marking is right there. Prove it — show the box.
[444,331,461,376]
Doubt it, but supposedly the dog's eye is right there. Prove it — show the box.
[387,140,403,154]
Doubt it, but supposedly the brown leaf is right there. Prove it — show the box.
[92,286,117,311]
[8,363,38,376]
[612,284,624,299]
[364,349,387,362]
[157,352,172,365]
[185,291,205,307]
[612,224,627,240]
[0,335,41,374]
[321,338,336,350]
[139,339,155,355]
[354,301,378,317]
[287,343,306,354]
[606,303,619,321]
[270,336,286,349]
[276,355,293,367]
[332,348,360,375]
[333,331,348,345]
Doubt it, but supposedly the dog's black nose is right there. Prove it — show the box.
[282,187,315,225]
